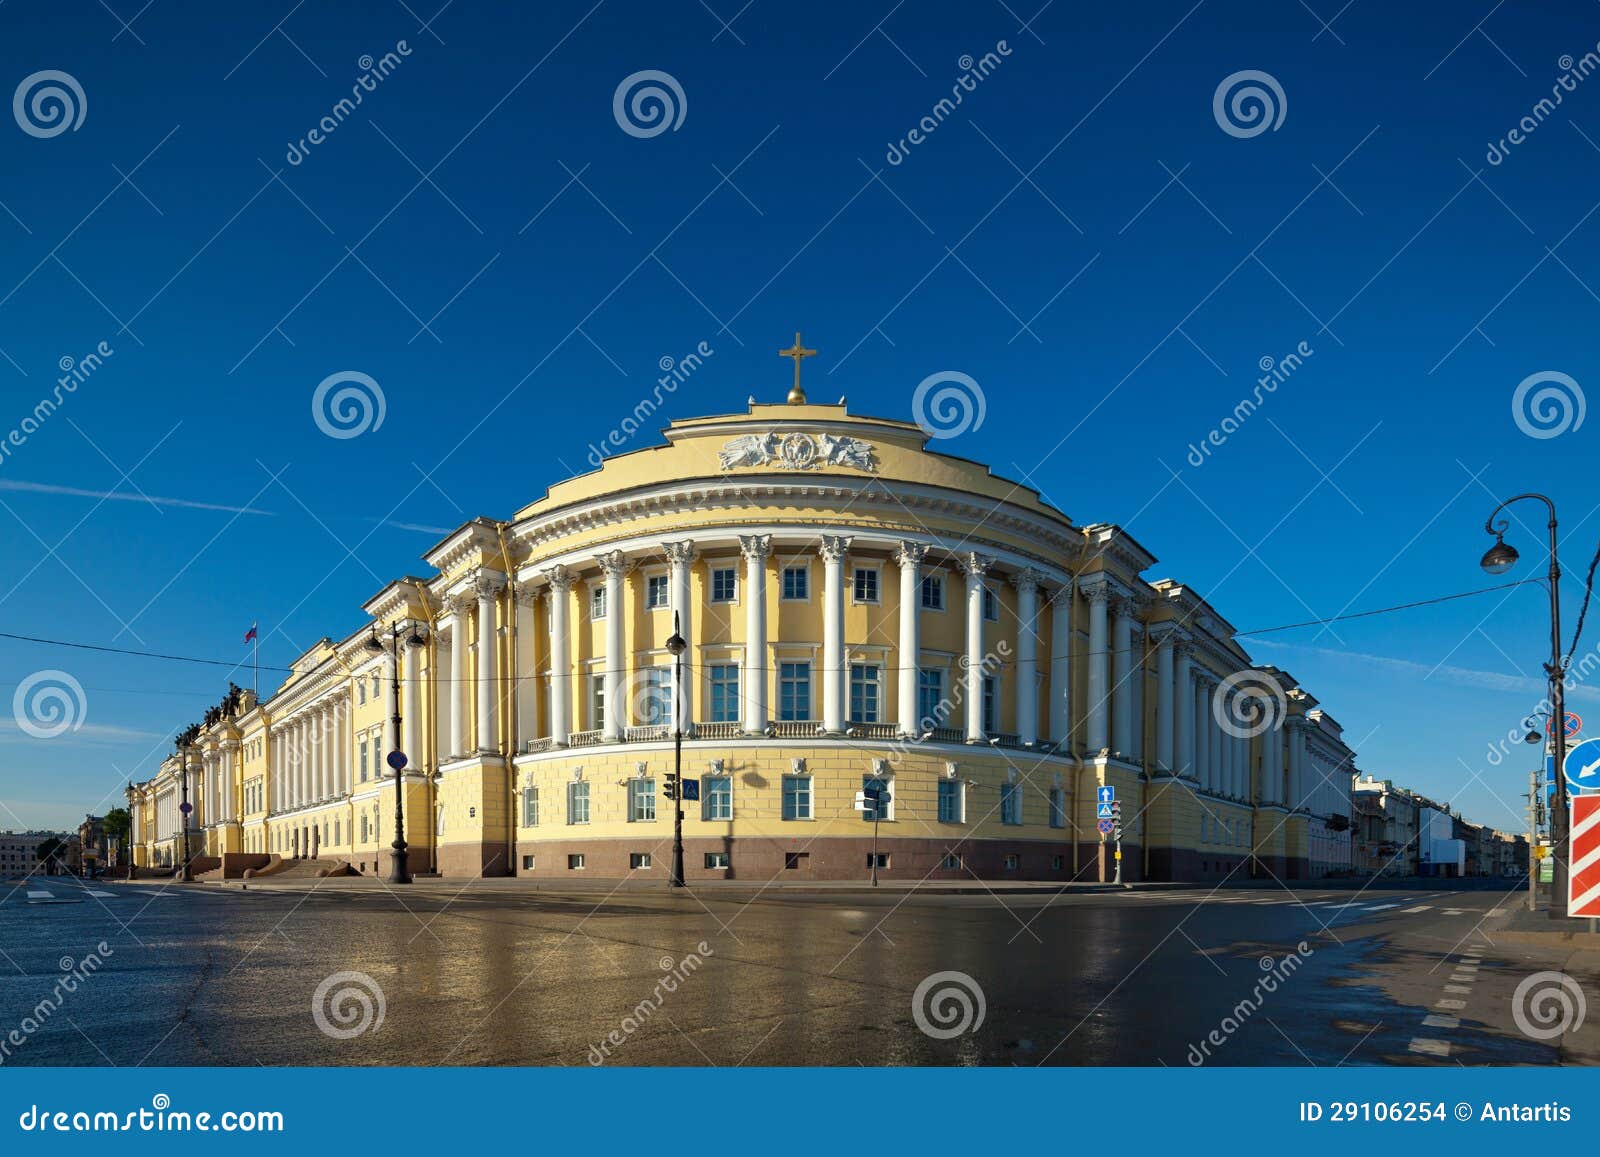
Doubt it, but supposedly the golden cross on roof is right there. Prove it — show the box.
[778,331,817,404]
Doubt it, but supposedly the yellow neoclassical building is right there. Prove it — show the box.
[127,375,1357,883]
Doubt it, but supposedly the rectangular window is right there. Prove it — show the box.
[849,663,880,723]
[589,674,606,731]
[983,588,999,621]
[589,585,607,619]
[784,851,807,870]
[780,662,811,721]
[711,567,737,602]
[942,852,963,870]
[1001,782,1022,825]
[567,781,590,825]
[862,775,891,822]
[709,664,740,723]
[568,853,586,870]
[703,775,732,821]
[357,682,366,705]
[782,565,808,600]
[918,669,943,730]
[937,780,963,823]
[1049,787,1066,829]
[630,852,653,870]
[1051,855,1063,871]
[638,667,673,726]
[705,851,730,869]
[852,567,879,603]
[371,674,380,697]
[629,778,657,822]
[359,739,369,783]
[782,775,813,820]
[522,786,540,827]
[920,575,944,610]
[646,574,669,609]
[522,854,536,870]
[1003,853,1020,870]
[982,675,1000,735]
[866,853,890,869]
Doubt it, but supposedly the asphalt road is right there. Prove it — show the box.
[1,876,1594,1067]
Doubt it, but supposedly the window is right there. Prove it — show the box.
[938,780,964,823]
[522,854,536,870]
[1051,855,1063,871]
[942,852,963,870]
[568,853,586,870]
[862,775,891,822]
[589,585,607,619]
[629,778,657,822]
[1001,782,1022,825]
[360,815,368,842]
[637,667,673,726]
[920,575,944,610]
[866,853,890,869]
[630,852,653,869]
[853,567,879,603]
[982,675,1000,735]
[589,674,606,731]
[782,775,812,820]
[646,574,669,609]
[709,665,740,723]
[705,851,729,869]
[334,819,340,845]
[522,786,539,827]
[711,567,737,602]
[983,588,999,621]
[703,775,732,821]
[567,781,590,824]
[918,669,944,730]
[357,682,366,705]
[359,739,369,783]
[849,663,880,723]
[1049,787,1066,829]
[780,565,809,601]
[784,851,808,870]
[780,662,812,721]
[1003,853,1020,870]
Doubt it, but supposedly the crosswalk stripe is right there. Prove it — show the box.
[1423,1014,1460,1029]
[26,890,51,899]
[86,890,115,898]
[1409,1037,1451,1057]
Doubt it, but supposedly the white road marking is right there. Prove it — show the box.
[1365,903,1401,911]
[1423,1014,1460,1029]
[26,890,51,900]
[1403,905,1432,913]
[1445,984,1472,994]
[1486,909,1505,917]
[1442,909,1466,916]
[1436,998,1467,1010]
[1409,1037,1451,1057]
[86,890,115,898]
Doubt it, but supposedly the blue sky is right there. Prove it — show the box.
[0,0,1596,833]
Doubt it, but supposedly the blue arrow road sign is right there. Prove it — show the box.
[1095,802,1115,819]
[1564,737,1600,794]
[1096,786,1115,804]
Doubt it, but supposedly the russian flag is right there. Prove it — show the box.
[243,623,258,644]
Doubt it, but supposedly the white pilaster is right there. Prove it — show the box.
[820,535,850,734]
[664,541,697,727]
[897,542,926,736]
[962,553,991,743]
[1047,583,1073,746]
[476,571,505,753]
[448,595,470,758]
[740,534,772,732]
[545,566,573,746]
[1013,568,1042,746]
[402,634,421,764]
[597,552,627,743]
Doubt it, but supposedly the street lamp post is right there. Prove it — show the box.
[369,622,421,885]
[666,612,687,888]
[178,748,193,882]
[1481,493,1568,919]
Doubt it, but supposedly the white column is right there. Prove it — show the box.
[448,596,469,757]
[1174,644,1194,779]
[402,633,421,763]
[597,552,626,743]
[820,535,850,734]
[1083,579,1111,753]
[1154,629,1175,773]
[514,592,538,744]
[1110,598,1132,756]
[1208,683,1224,794]
[1235,732,1247,800]
[476,572,504,753]
[740,535,772,732]
[1193,675,1210,789]
[1048,582,1072,746]
[545,566,573,745]
[664,542,696,727]
[1013,568,1041,746]
[1288,721,1306,810]
[317,706,330,801]
[897,542,926,736]
[962,554,990,743]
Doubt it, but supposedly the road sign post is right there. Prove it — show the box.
[860,787,890,886]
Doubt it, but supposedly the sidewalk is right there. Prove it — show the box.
[1489,899,1600,950]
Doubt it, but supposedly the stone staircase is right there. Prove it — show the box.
[245,857,357,880]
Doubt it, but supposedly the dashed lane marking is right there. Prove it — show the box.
[1423,1014,1460,1029]
[1436,998,1467,1010]
[1408,1037,1451,1057]
[1445,984,1472,994]
[1403,905,1433,913]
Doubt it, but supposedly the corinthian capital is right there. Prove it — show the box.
[542,564,574,594]
[959,552,991,578]
[473,569,506,598]
[738,533,773,561]
[661,540,697,566]
[819,534,852,562]
[595,549,629,578]
[1078,575,1115,604]
[1011,567,1045,594]
[895,541,928,569]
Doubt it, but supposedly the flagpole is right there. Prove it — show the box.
[252,623,258,695]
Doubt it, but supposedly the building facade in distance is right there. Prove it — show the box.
[128,384,1360,882]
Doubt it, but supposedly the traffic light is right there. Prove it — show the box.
[663,772,679,801]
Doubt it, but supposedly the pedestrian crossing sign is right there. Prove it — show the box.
[1096,803,1114,819]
